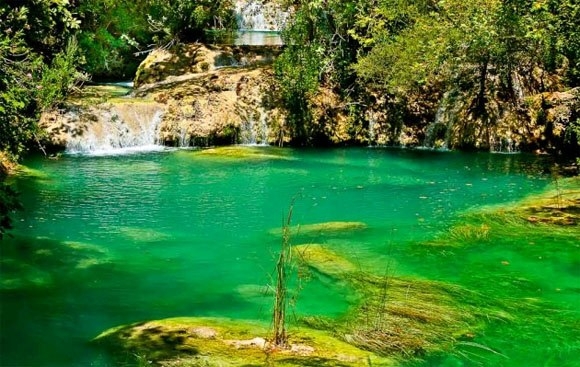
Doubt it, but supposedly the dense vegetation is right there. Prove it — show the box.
[274,0,580,150]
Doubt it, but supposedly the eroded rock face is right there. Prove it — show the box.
[526,87,580,154]
[133,44,282,88]
[132,44,286,147]
[140,65,282,147]
[40,44,286,151]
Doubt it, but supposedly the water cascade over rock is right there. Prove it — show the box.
[41,102,165,154]
[233,0,289,45]
[234,0,289,31]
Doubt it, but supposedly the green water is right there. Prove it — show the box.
[1,148,578,366]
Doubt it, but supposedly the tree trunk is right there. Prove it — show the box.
[475,57,489,117]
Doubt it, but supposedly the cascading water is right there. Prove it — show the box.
[423,91,458,149]
[233,0,288,45]
[66,105,164,155]
[234,0,288,31]
[490,135,520,154]
[239,111,269,145]
[368,117,376,146]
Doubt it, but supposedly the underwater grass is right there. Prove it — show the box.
[424,177,579,249]
[291,242,580,366]
[290,244,513,362]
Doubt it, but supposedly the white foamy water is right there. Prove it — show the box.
[65,107,164,155]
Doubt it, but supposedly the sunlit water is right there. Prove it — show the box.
[1,148,578,366]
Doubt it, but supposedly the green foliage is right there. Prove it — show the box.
[274,44,320,143]
[37,38,87,111]
[147,0,236,44]
[564,118,580,155]
[273,0,579,148]
[1,1,85,238]
[0,29,43,159]
[75,0,153,79]
[74,0,237,78]
[0,0,80,60]
[274,0,362,145]
[355,13,449,93]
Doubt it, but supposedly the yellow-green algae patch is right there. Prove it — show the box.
[423,177,580,248]
[12,165,51,180]
[191,146,293,161]
[67,85,135,105]
[293,244,357,276]
[0,259,53,290]
[118,227,173,242]
[474,177,580,226]
[269,221,368,237]
[514,179,580,226]
[93,317,395,366]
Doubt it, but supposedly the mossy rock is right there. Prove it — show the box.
[94,317,395,366]
[293,244,357,276]
[194,146,291,160]
[269,222,368,238]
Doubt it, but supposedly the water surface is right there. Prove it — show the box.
[1,148,578,366]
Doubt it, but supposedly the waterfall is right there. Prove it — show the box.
[66,105,164,155]
[423,91,457,150]
[424,104,448,149]
[239,110,269,145]
[178,127,190,148]
[234,0,289,32]
[368,117,376,146]
[490,135,519,154]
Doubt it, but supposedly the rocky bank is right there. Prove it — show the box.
[39,42,580,155]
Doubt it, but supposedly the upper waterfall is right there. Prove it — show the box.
[234,0,289,32]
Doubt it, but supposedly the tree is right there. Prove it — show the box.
[274,0,363,145]
[146,0,237,44]
[0,1,84,238]
[75,0,153,79]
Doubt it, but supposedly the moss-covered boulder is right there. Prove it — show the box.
[191,146,292,160]
[269,221,368,238]
[293,244,357,276]
[93,317,395,366]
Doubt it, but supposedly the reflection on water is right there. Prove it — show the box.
[235,31,283,46]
